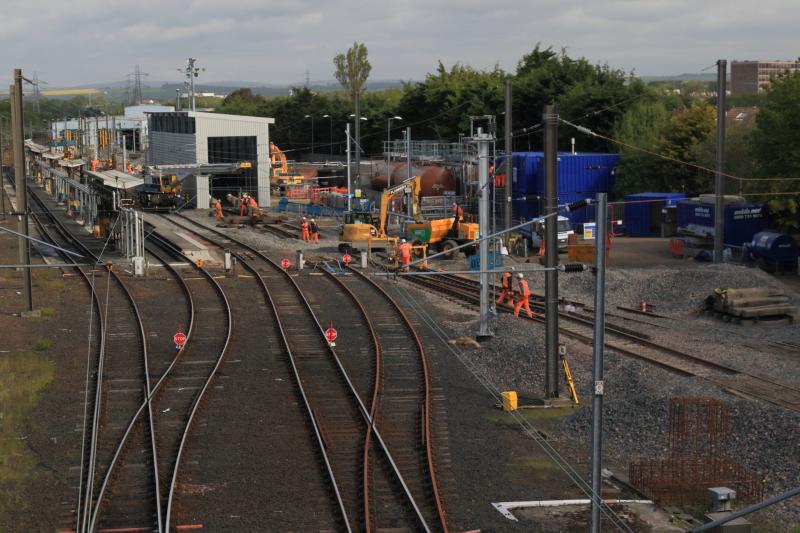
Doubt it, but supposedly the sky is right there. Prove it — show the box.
[1,0,799,88]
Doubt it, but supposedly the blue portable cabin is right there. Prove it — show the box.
[624,192,686,237]
[497,151,620,228]
[676,197,767,246]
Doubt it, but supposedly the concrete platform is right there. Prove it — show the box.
[141,212,219,264]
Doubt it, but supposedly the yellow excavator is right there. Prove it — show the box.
[270,142,305,189]
[338,176,423,253]
[339,175,481,258]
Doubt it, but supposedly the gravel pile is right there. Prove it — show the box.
[405,282,800,527]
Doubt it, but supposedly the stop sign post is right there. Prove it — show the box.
[281,258,290,269]
[174,331,187,349]
[325,327,337,346]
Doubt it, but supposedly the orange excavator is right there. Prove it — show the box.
[269,142,305,190]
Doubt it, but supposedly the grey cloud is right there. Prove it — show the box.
[0,0,798,87]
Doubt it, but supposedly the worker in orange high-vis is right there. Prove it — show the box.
[496,267,515,306]
[239,193,248,216]
[398,238,412,271]
[214,198,224,220]
[309,218,320,243]
[91,157,99,171]
[301,217,310,242]
[246,194,258,216]
[514,273,534,318]
[127,162,133,174]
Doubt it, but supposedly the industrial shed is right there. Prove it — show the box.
[147,111,275,208]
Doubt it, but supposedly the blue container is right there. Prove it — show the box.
[676,199,767,246]
[751,231,799,265]
[469,252,503,271]
[500,151,619,228]
[624,192,686,237]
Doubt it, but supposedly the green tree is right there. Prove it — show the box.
[334,42,372,181]
[612,99,669,195]
[659,102,716,193]
[748,71,800,232]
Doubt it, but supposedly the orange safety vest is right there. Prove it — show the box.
[399,242,412,258]
[301,221,309,232]
[247,196,258,208]
[501,272,512,289]
[518,279,531,297]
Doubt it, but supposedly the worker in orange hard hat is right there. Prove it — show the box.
[398,238,413,271]
[309,218,319,243]
[246,194,258,217]
[514,273,533,318]
[496,267,515,307]
[214,198,224,221]
[301,217,310,242]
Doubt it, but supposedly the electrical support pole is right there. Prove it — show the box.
[406,127,411,183]
[11,70,33,312]
[714,59,727,263]
[504,79,513,230]
[543,105,559,398]
[476,128,493,338]
[590,192,608,533]
[345,123,352,211]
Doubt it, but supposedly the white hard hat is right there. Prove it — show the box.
[401,238,406,243]
[303,216,307,220]
[311,218,315,222]
[510,267,515,271]
[518,273,524,279]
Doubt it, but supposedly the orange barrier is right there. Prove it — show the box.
[669,238,685,258]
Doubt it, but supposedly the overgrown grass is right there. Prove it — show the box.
[484,406,575,426]
[39,306,56,319]
[33,339,51,351]
[0,352,55,514]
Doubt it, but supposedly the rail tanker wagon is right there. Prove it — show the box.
[676,197,766,246]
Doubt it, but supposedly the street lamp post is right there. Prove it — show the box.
[386,115,402,188]
[304,114,315,161]
[322,114,333,159]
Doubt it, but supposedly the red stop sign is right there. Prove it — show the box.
[281,258,290,269]
[173,332,187,346]
[342,253,351,265]
[325,327,338,342]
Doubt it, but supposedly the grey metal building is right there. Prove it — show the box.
[148,111,274,208]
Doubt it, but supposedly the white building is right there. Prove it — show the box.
[147,111,274,208]
[49,104,175,156]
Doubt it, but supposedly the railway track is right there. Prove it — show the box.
[28,188,233,532]
[321,264,449,531]
[162,213,449,532]
[27,188,159,532]
[396,266,800,414]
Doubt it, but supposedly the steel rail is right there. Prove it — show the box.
[348,266,449,531]
[318,267,383,532]
[166,213,438,531]
[229,248,354,533]
[144,231,233,532]
[401,271,800,412]
[25,200,105,533]
[25,189,159,533]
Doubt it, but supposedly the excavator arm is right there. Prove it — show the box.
[378,175,421,236]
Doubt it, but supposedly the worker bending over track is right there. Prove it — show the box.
[514,273,534,318]
[301,217,310,242]
[496,267,515,306]
[398,238,412,271]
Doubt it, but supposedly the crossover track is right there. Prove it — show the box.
[28,187,233,532]
[162,213,449,532]
[27,188,158,533]
[321,264,449,532]
[399,268,800,413]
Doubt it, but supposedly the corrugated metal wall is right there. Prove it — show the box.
[149,131,196,165]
